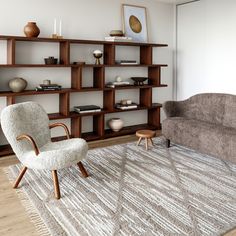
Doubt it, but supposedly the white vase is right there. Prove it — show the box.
[8,77,27,93]
[108,118,124,132]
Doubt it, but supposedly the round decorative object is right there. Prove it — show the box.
[115,76,122,82]
[108,118,124,132]
[24,22,40,38]
[129,15,142,33]
[93,50,103,65]
[131,77,148,86]
[9,77,27,93]
[109,30,124,37]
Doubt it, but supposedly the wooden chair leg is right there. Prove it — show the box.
[13,166,28,189]
[145,138,149,150]
[149,138,154,146]
[78,162,89,178]
[52,170,61,199]
[137,137,142,146]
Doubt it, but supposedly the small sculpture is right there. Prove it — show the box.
[9,77,27,93]
[93,50,103,65]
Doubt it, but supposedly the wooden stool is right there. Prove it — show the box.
[136,129,156,150]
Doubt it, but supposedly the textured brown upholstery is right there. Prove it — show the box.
[162,93,236,163]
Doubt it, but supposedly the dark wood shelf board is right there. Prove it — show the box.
[82,64,168,68]
[104,84,167,90]
[81,132,101,141]
[0,64,71,68]
[104,123,159,139]
[0,35,168,47]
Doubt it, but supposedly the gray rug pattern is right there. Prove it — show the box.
[6,137,236,236]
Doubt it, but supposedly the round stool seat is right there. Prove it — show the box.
[136,129,156,150]
[136,129,155,138]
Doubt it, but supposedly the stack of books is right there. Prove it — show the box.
[105,36,132,42]
[115,103,138,110]
[74,105,101,114]
[106,81,130,88]
[115,60,138,65]
[36,84,61,91]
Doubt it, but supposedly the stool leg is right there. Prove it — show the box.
[137,137,142,146]
[52,170,61,199]
[145,138,148,150]
[149,138,154,146]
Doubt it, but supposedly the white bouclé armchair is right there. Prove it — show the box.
[1,101,89,199]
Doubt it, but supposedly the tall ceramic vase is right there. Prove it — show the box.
[24,22,40,37]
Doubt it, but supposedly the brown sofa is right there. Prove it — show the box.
[162,93,236,163]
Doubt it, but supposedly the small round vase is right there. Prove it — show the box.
[24,22,40,37]
[9,77,27,92]
[108,118,124,132]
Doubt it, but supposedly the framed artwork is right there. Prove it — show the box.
[122,4,148,42]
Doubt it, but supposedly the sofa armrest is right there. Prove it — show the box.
[163,101,183,117]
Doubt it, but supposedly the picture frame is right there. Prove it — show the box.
[122,4,148,42]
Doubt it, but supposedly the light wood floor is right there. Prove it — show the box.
[0,133,235,236]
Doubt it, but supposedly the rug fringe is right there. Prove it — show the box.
[3,167,51,236]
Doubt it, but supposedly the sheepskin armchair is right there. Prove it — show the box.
[1,101,89,199]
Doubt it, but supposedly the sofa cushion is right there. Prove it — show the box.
[223,95,236,129]
[162,117,236,163]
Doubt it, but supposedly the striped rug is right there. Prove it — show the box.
[6,137,236,236]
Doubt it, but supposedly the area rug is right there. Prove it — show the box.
[5,137,236,236]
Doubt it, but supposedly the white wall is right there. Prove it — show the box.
[0,0,174,144]
[176,0,236,100]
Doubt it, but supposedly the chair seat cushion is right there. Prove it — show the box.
[20,138,88,170]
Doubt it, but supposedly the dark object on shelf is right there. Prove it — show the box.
[24,22,40,38]
[131,77,148,86]
[93,50,103,65]
[74,105,101,113]
[109,30,124,37]
[44,57,58,65]
[73,61,86,65]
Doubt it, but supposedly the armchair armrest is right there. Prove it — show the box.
[16,134,40,156]
[163,101,182,118]
[49,123,70,139]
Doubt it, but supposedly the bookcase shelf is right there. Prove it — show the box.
[0,35,168,157]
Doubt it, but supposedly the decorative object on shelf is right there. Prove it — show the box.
[8,77,27,93]
[106,81,130,88]
[120,99,132,105]
[44,56,58,65]
[115,76,122,82]
[74,105,101,114]
[108,118,124,132]
[131,77,148,86]
[36,83,61,91]
[43,79,51,85]
[115,60,138,65]
[109,30,124,37]
[24,22,40,38]
[52,19,63,39]
[93,50,103,65]
[122,4,148,42]
[73,61,86,65]
[116,102,138,110]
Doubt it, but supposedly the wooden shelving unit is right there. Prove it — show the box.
[0,35,168,156]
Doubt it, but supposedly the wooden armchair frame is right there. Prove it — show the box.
[14,122,89,199]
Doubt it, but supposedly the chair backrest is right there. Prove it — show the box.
[1,102,51,158]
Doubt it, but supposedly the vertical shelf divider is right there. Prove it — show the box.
[93,114,104,137]
[93,67,105,89]
[71,117,81,138]
[7,39,15,65]
[140,46,152,65]
[140,88,152,107]
[59,92,70,116]
[148,66,161,86]
[71,66,82,89]
[104,44,115,65]
[60,41,70,65]
[103,90,115,111]
[6,96,15,106]
[148,107,161,129]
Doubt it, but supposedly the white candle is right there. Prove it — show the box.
[59,20,62,36]
[53,18,57,34]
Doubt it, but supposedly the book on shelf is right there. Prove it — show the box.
[104,36,132,42]
[74,105,101,113]
[115,60,138,65]
[115,103,138,110]
[36,84,62,91]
